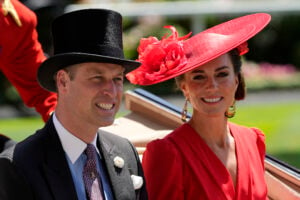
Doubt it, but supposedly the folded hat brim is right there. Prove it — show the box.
[38,53,140,92]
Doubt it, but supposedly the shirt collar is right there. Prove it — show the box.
[53,113,99,164]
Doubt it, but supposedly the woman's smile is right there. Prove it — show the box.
[202,97,223,103]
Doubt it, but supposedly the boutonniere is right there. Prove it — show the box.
[131,175,143,190]
[113,156,124,168]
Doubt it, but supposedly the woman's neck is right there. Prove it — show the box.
[188,114,230,149]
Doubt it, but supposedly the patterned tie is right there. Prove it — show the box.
[83,144,104,200]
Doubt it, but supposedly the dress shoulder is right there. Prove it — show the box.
[250,127,266,164]
[230,122,266,166]
[143,138,179,164]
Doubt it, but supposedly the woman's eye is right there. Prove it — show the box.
[193,75,205,80]
[217,72,229,77]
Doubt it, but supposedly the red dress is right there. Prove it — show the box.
[142,122,267,200]
[0,0,57,121]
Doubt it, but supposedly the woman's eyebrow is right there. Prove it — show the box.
[191,69,204,73]
[191,65,229,73]
[216,66,229,71]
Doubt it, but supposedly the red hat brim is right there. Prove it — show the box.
[127,13,271,85]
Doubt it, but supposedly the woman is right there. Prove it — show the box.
[126,13,271,199]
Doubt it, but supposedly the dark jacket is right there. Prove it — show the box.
[0,118,147,200]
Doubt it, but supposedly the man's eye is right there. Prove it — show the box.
[114,77,123,82]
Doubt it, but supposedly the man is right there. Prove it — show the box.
[0,8,147,200]
[0,0,57,122]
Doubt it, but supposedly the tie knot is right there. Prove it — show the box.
[85,144,97,160]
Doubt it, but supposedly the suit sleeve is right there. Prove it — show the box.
[0,0,57,122]
[142,139,184,200]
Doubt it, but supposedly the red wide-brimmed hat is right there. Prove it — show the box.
[126,13,271,85]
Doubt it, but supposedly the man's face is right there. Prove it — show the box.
[57,62,124,130]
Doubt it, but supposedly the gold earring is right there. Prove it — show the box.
[225,101,236,118]
[181,98,188,122]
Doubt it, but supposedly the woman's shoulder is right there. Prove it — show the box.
[229,122,266,160]
[145,126,187,159]
[229,122,265,139]
[146,123,191,147]
[146,136,176,155]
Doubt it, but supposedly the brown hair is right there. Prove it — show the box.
[229,49,246,100]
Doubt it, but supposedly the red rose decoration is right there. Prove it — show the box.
[126,26,191,85]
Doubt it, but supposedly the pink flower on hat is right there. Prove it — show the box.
[126,26,191,85]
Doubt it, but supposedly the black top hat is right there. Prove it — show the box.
[38,9,140,92]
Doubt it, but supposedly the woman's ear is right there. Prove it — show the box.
[235,74,239,90]
[235,73,246,100]
[179,81,189,100]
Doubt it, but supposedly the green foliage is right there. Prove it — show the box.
[0,117,44,141]
[246,72,300,92]
[230,101,300,168]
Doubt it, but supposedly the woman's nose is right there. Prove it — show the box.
[206,77,218,90]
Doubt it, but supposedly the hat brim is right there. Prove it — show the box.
[178,13,271,79]
[38,53,140,92]
[128,13,271,85]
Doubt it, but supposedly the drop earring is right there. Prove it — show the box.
[225,101,236,118]
[181,98,189,122]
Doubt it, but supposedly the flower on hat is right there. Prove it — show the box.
[126,26,191,85]
[113,156,124,168]
[237,42,249,56]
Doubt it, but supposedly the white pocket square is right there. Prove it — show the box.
[131,175,143,190]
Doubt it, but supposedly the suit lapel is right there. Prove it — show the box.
[98,130,135,200]
[42,119,78,200]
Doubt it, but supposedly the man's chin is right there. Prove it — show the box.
[98,118,115,128]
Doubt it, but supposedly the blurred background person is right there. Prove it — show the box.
[0,0,57,122]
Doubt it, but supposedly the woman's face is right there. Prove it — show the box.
[179,53,238,118]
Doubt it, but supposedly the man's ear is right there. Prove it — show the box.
[56,70,69,91]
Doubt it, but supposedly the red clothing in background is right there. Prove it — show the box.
[0,0,57,121]
[143,122,267,200]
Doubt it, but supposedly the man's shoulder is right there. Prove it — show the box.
[10,122,53,165]
[98,129,138,160]
[99,129,131,145]
[0,133,43,167]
